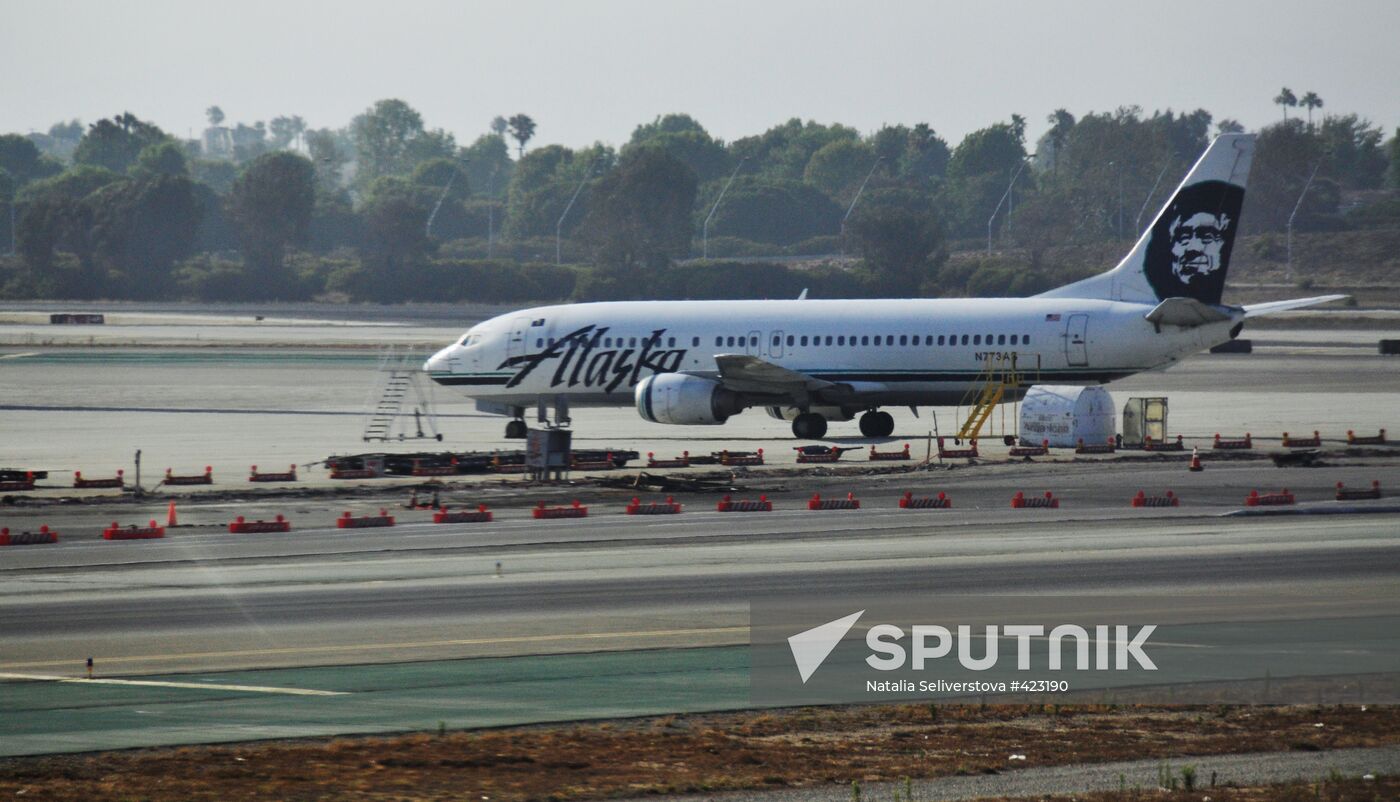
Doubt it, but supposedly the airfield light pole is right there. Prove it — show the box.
[840,156,884,254]
[987,154,1033,253]
[703,156,748,260]
[486,166,498,258]
[556,160,600,266]
[426,158,466,240]
[1287,161,1321,281]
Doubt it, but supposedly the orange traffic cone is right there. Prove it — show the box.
[167,500,178,526]
[1188,447,1203,472]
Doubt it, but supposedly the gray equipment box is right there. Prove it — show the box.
[526,428,572,480]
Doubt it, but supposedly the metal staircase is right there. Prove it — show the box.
[955,353,1029,441]
[362,347,442,442]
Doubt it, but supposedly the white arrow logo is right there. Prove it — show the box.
[787,610,864,683]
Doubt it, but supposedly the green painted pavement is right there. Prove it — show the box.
[0,646,751,757]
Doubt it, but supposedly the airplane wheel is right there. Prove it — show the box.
[504,419,527,439]
[792,412,828,440]
[859,410,895,438]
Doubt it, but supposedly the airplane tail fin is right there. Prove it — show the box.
[1039,133,1254,306]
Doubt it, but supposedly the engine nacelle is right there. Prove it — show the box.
[636,373,743,425]
[764,405,856,422]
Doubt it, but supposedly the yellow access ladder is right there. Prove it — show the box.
[955,354,1024,441]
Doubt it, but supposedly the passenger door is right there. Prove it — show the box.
[1065,314,1089,366]
[507,317,530,360]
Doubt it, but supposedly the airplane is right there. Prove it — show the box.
[425,133,1342,440]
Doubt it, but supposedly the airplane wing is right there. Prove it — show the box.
[1241,295,1348,318]
[712,354,840,395]
[1144,297,1234,328]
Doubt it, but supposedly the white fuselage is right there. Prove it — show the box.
[424,298,1235,412]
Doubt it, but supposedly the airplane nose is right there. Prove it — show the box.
[424,346,453,373]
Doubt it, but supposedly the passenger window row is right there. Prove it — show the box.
[531,332,1033,350]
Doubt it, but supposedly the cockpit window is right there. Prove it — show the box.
[459,334,482,347]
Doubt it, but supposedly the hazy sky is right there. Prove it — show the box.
[4,0,1397,151]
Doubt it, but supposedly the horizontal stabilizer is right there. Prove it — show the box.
[1145,297,1233,328]
[1242,295,1348,317]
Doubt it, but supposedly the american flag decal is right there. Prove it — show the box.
[1045,313,1061,321]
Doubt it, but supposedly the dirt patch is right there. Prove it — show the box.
[2,704,1397,801]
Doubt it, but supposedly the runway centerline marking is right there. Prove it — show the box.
[0,625,751,669]
[0,672,347,696]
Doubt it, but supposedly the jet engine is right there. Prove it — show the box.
[635,374,744,425]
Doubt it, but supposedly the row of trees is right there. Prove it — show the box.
[2,98,1398,302]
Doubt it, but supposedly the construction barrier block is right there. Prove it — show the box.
[330,468,379,480]
[625,496,683,515]
[936,437,978,459]
[808,492,860,510]
[1282,430,1322,448]
[1011,491,1060,509]
[718,449,765,466]
[1075,438,1117,454]
[433,505,494,523]
[533,500,588,519]
[103,520,165,540]
[74,470,124,489]
[1336,481,1382,501]
[795,449,843,464]
[899,491,952,509]
[717,494,772,512]
[1245,489,1296,507]
[0,526,59,546]
[0,480,36,491]
[228,514,292,533]
[1213,433,1253,450]
[336,509,396,528]
[411,458,458,477]
[646,452,690,469]
[1347,429,1387,446]
[1131,490,1181,508]
[1144,435,1186,452]
[868,444,911,461]
[164,466,213,486]
[249,464,298,482]
[1008,440,1049,457]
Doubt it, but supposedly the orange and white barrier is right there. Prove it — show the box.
[1131,490,1180,508]
[1245,489,1295,507]
[717,494,772,512]
[1281,430,1321,448]
[572,452,616,471]
[1011,491,1060,509]
[625,497,683,515]
[0,471,37,491]
[1144,435,1185,452]
[899,491,952,509]
[1008,440,1049,457]
[411,458,457,477]
[719,449,764,466]
[75,470,123,489]
[808,492,860,510]
[1347,429,1387,445]
[433,505,494,523]
[1075,437,1116,454]
[1213,433,1252,450]
[336,509,396,528]
[533,500,588,519]
[229,514,291,533]
[1335,481,1382,501]
[647,451,690,469]
[868,444,911,461]
[937,438,978,459]
[103,520,164,539]
[0,526,59,546]
[249,464,297,482]
[164,466,213,485]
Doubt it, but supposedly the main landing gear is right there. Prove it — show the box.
[791,412,828,440]
[504,419,527,439]
[859,410,895,438]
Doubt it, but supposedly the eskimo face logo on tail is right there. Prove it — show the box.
[1144,180,1245,306]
